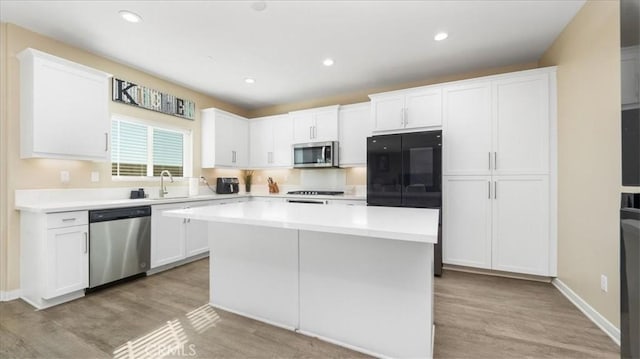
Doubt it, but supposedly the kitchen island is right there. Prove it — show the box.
[165,201,439,359]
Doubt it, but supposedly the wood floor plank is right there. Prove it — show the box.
[0,258,620,358]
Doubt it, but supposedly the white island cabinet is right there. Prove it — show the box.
[165,201,438,359]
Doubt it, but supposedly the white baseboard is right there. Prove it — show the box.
[552,278,620,345]
[0,289,21,302]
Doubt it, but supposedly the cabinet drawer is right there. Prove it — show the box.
[47,211,88,229]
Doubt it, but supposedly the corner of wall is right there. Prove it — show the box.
[1,21,9,293]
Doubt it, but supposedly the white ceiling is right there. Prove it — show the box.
[0,1,585,111]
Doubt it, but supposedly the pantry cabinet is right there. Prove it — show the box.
[441,67,556,277]
[443,175,551,276]
[201,108,249,168]
[338,102,370,166]
[20,210,89,309]
[443,72,551,175]
[491,176,550,275]
[369,86,441,133]
[291,105,339,143]
[17,48,112,161]
[249,114,292,168]
[442,177,492,269]
[442,82,492,175]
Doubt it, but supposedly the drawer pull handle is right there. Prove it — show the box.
[62,218,77,222]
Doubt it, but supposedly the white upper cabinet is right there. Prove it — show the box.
[201,108,249,168]
[493,73,550,175]
[369,86,442,133]
[338,102,370,166]
[249,114,292,168]
[442,82,493,175]
[291,105,339,143]
[622,46,639,108]
[443,69,553,176]
[17,48,112,161]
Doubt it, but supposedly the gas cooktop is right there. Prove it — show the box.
[286,190,344,196]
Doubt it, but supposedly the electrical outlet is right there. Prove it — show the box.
[600,274,608,292]
[91,171,100,182]
[60,170,70,183]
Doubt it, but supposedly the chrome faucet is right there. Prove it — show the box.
[159,170,174,198]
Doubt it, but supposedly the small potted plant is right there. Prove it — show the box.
[243,170,254,193]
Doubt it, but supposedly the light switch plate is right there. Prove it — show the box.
[91,171,100,182]
[60,171,70,183]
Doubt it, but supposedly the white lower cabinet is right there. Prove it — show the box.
[491,176,550,275]
[151,203,186,268]
[443,175,552,276]
[442,177,492,269]
[20,210,89,309]
[151,198,247,269]
[44,226,89,299]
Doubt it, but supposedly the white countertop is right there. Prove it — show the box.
[15,193,366,213]
[164,201,439,244]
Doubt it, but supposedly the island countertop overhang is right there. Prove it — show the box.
[164,201,439,244]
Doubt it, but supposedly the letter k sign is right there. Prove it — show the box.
[114,79,138,105]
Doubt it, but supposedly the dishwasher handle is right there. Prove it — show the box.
[89,206,151,223]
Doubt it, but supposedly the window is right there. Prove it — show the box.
[111,116,191,178]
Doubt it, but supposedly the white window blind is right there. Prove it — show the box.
[111,117,188,178]
[153,128,184,177]
[111,120,148,176]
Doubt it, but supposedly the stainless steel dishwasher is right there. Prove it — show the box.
[88,206,151,289]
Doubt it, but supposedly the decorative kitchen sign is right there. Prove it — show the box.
[112,78,196,120]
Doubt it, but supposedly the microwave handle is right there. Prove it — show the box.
[322,146,327,163]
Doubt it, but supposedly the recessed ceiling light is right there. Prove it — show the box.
[323,58,335,67]
[251,1,267,11]
[119,10,142,23]
[244,78,256,84]
[434,32,448,41]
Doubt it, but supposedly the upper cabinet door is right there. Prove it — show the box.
[292,112,315,143]
[442,82,492,175]
[18,48,111,161]
[201,108,248,168]
[371,94,405,132]
[233,117,249,168]
[492,74,550,175]
[313,107,339,142]
[405,88,442,129]
[249,118,272,168]
[291,106,338,143]
[271,115,293,167]
[339,102,370,166]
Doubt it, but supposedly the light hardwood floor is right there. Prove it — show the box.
[0,258,619,358]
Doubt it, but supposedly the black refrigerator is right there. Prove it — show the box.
[367,130,443,276]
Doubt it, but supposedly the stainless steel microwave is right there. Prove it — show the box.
[293,141,339,168]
